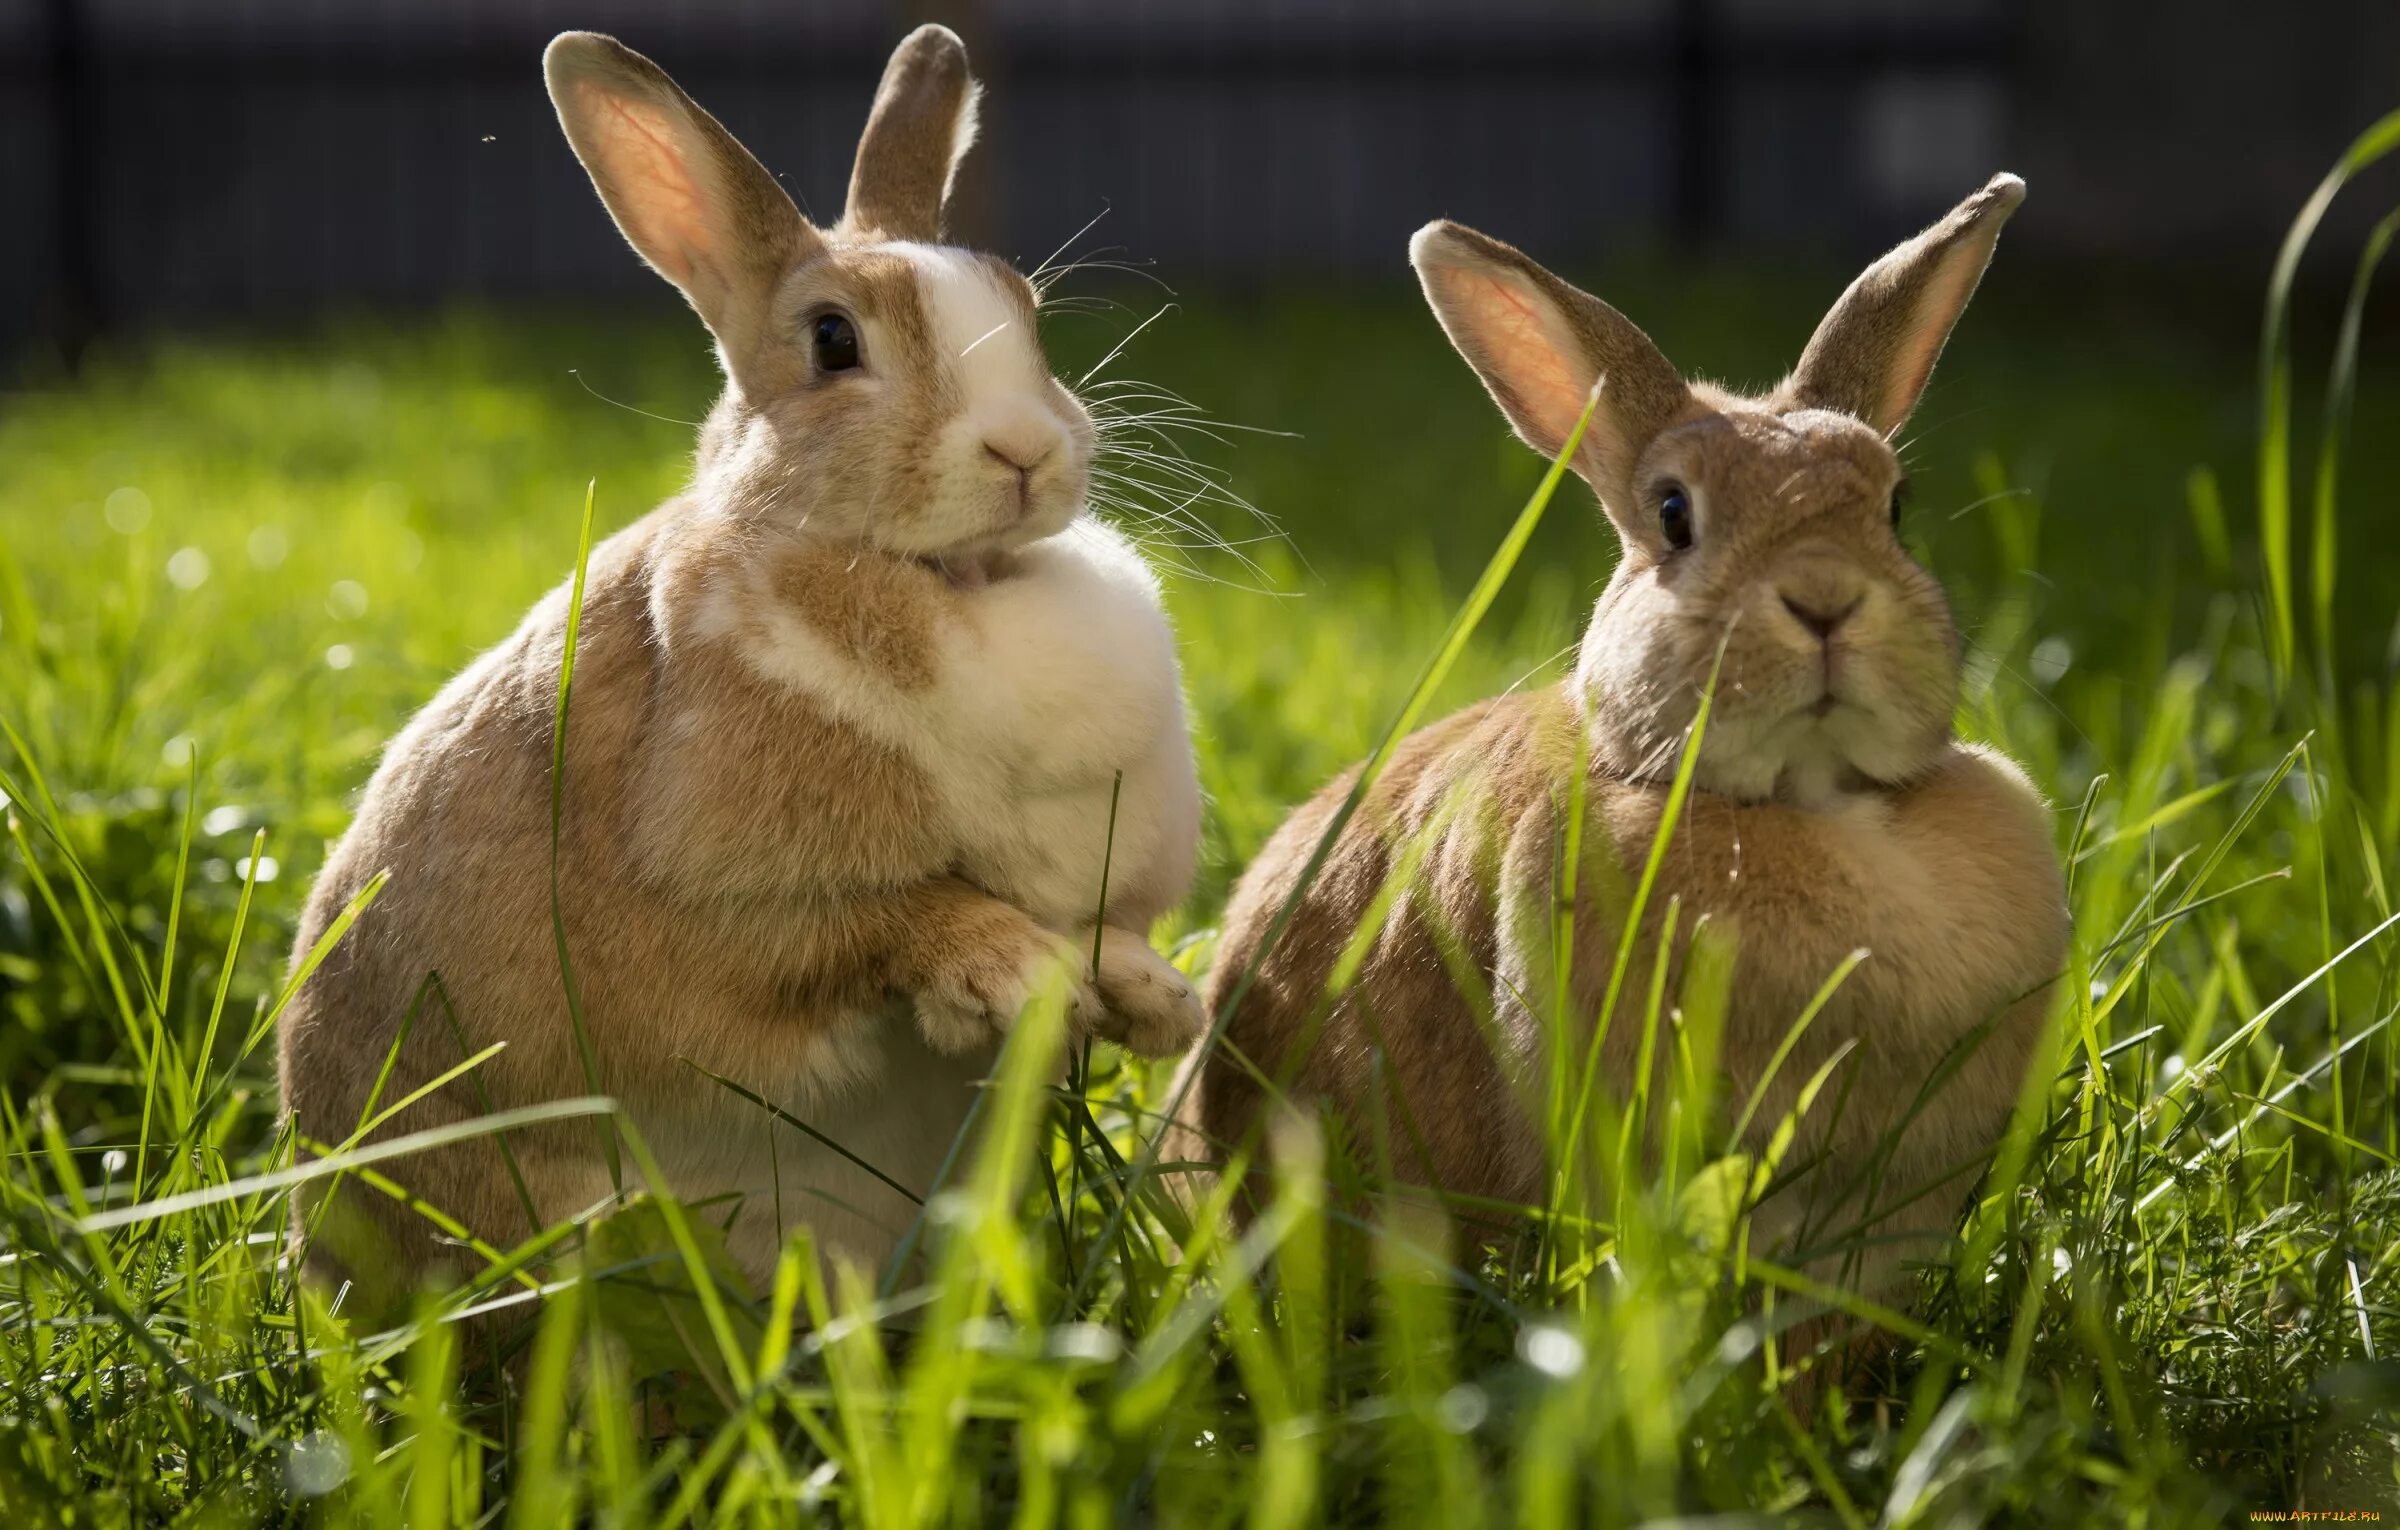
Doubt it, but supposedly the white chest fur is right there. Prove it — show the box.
[666,517,1198,1285]
[931,521,1198,928]
[728,517,1199,931]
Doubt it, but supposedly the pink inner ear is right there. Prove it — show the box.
[579,82,713,286]
[1878,247,1983,436]
[1452,267,1588,443]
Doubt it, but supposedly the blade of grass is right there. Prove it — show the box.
[75,1097,617,1232]
[2256,108,2400,682]
[1080,383,1603,1299]
[549,478,619,1191]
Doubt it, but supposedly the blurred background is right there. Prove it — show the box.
[6,0,2400,350]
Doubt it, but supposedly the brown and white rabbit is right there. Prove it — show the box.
[278,27,1204,1307]
[1181,177,2067,1317]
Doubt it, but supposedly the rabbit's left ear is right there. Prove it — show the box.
[1410,219,1691,523]
[1780,174,2024,437]
[545,32,816,377]
[843,25,981,241]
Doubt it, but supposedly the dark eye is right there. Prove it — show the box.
[812,312,861,373]
[1659,485,1695,551]
[1889,481,1909,528]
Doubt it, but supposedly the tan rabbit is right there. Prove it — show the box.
[278,27,1205,1309]
[1181,176,2067,1317]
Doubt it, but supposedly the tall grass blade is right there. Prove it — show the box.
[549,478,619,1191]
[2255,109,2400,682]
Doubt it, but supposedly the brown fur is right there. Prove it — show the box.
[281,30,1198,1311]
[1181,180,2065,1326]
[543,36,816,384]
[842,25,980,242]
[279,509,1129,1308]
[1412,221,1689,498]
[1777,175,2025,436]
[765,538,945,689]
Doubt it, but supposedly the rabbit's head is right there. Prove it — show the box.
[1412,176,2024,804]
[547,28,1092,578]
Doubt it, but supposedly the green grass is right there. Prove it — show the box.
[8,132,2400,1520]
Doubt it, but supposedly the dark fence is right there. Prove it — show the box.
[5,0,2396,359]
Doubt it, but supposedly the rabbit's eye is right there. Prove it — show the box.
[1889,482,1909,528]
[1659,486,1695,551]
[812,313,862,373]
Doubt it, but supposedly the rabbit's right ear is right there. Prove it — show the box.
[1410,222,1690,519]
[545,33,818,372]
[842,25,980,242]
[1779,174,2024,437]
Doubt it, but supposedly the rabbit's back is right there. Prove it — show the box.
[279,511,964,1291]
[1192,689,1567,1208]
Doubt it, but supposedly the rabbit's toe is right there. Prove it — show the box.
[915,928,1097,1053]
[1087,931,1206,1057]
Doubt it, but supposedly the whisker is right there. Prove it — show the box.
[1029,203,1115,288]
[566,369,700,428]
[1944,486,2035,521]
[958,320,1011,359]
[1077,305,1177,389]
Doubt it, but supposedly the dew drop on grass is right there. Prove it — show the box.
[326,644,354,671]
[1436,1383,1489,1433]
[2029,636,2073,685]
[166,546,211,590]
[1046,1322,1123,1364]
[1518,1324,1584,1379]
[797,1459,839,1506]
[247,525,289,568]
[104,486,152,535]
[326,580,368,619]
[285,1431,352,1497]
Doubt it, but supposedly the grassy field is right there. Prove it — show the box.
[6,146,2400,1521]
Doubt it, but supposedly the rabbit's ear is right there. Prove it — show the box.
[842,25,980,242]
[545,33,816,363]
[1781,174,2024,437]
[1410,221,1690,513]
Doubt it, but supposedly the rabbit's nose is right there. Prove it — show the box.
[982,429,1056,474]
[1779,590,1861,641]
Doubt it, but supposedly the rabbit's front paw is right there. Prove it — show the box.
[1082,928,1206,1057]
[914,926,1099,1054]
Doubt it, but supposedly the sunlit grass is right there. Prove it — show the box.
[6,122,2400,1521]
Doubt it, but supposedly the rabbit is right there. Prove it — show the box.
[277,26,1206,1312]
[1177,175,2067,1333]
